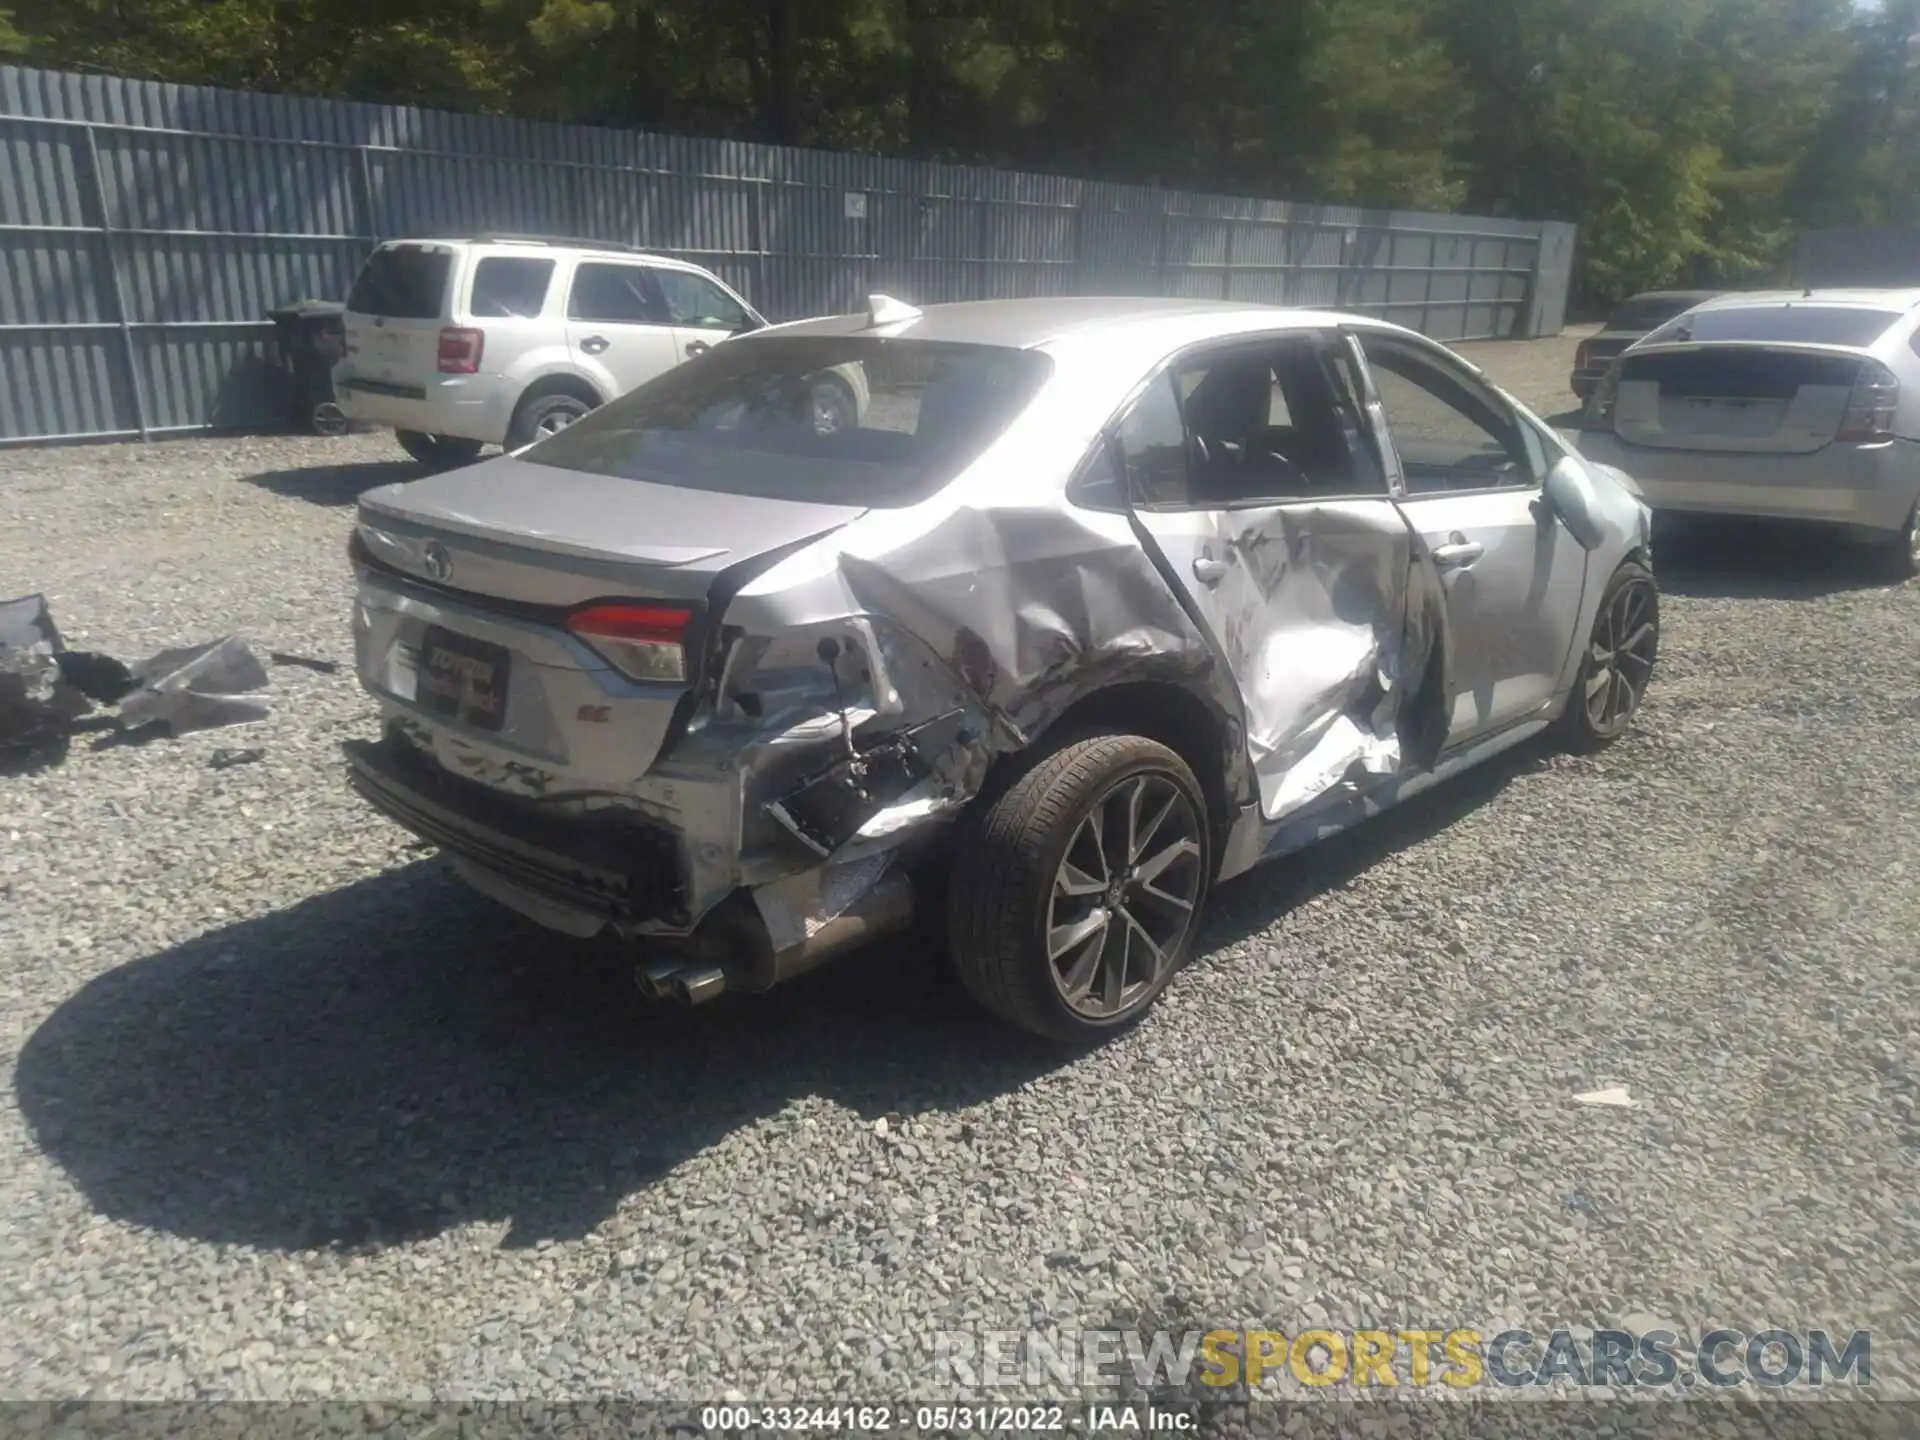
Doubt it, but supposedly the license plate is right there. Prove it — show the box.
[416,626,511,732]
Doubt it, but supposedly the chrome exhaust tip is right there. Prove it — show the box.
[678,967,727,1005]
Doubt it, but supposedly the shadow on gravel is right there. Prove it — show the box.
[244,458,422,507]
[14,859,1059,1252]
[1652,516,1903,600]
[16,733,1565,1255]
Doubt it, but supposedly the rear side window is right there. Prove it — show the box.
[1645,306,1902,348]
[568,264,666,324]
[346,245,451,320]
[522,336,1052,508]
[468,257,555,319]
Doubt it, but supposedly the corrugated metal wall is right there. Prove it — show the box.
[0,62,1575,446]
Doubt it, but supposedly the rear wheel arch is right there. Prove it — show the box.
[979,680,1238,866]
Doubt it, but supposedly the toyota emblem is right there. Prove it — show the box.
[421,540,454,583]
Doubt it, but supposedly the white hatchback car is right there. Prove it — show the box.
[335,234,864,468]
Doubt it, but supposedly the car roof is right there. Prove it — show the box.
[376,236,711,271]
[1622,289,1722,305]
[758,296,1386,350]
[1689,288,1920,314]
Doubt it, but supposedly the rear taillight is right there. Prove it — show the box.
[1583,362,1622,432]
[1838,359,1899,443]
[566,603,691,683]
[1575,340,1593,372]
[437,326,485,374]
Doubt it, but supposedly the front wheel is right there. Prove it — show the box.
[395,430,483,469]
[947,735,1211,1043]
[1558,559,1659,753]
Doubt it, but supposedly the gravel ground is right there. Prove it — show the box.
[1,326,1916,1408]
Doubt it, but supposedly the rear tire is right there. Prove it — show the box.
[395,430,483,469]
[1879,501,1920,582]
[1558,559,1659,753]
[505,391,595,450]
[947,734,1211,1044]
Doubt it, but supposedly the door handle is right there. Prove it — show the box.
[685,340,711,358]
[579,336,609,355]
[1431,540,1484,570]
[1192,556,1230,585]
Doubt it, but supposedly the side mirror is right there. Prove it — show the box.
[732,313,768,336]
[1544,456,1606,552]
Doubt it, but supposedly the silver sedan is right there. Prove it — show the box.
[345,295,1655,1042]
[1577,287,1920,575]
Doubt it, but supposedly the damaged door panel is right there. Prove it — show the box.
[1119,336,1445,822]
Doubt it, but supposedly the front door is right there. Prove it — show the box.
[1353,331,1589,747]
[654,267,759,365]
[1119,335,1418,822]
[563,260,682,398]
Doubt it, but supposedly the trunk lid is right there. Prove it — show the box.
[341,243,457,391]
[352,455,865,781]
[1612,345,1867,455]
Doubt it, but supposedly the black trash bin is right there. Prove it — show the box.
[267,300,349,436]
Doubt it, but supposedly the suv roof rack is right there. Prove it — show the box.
[470,232,646,254]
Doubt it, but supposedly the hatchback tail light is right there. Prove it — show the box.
[1838,359,1900,443]
[567,603,692,683]
[1582,362,1622,432]
[437,326,485,374]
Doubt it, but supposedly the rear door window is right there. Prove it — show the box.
[346,245,451,320]
[1170,338,1383,504]
[569,263,668,325]
[468,257,555,319]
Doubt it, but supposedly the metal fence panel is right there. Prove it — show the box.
[0,62,1574,446]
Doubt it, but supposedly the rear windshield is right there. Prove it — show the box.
[1611,296,1706,331]
[347,245,452,320]
[1643,305,1902,349]
[523,336,1053,508]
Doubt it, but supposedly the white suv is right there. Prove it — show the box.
[335,234,799,467]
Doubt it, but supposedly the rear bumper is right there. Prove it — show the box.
[336,372,517,445]
[1573,433,1920,533]
[346,729,689,929]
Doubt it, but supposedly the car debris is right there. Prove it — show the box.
[209,746,268,770]
[53,650,138,704]
[269,651,341,674]
[0,593,273,762]
[0,594,86,765]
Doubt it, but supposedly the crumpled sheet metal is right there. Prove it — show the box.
[117,636,273,736]
[1206,500,1447,823]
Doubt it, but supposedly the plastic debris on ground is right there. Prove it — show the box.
[118,636,272,735]
[0,593,275,768]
